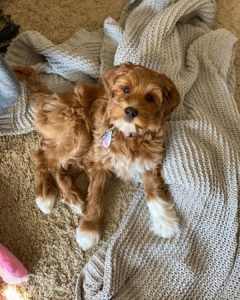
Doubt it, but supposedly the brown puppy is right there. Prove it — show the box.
[14,63,180,250]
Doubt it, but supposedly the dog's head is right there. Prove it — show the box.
[101,63,180,136]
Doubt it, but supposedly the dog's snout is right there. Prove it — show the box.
[125,107,138,119]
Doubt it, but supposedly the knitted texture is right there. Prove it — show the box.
[76,0,240,299]
[0,29,101,136]
[1,0,240,299]
[0,55,21,115]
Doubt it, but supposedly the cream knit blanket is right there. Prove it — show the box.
[2,0,240,299]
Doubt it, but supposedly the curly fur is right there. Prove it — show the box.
[13,63,180,250]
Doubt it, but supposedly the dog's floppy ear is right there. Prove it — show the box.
[158,74,180,117]
[101,62,133,97]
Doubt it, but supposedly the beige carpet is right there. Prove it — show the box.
[0,0,239,299]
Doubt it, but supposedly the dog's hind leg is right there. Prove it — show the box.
[54,166,85,216]
[75,164,108,250]
[33,150,57,214]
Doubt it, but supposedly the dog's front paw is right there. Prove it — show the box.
[147,199,179,238]
[35,196,55,214]
[75,227,100,251]
[151,214,179,238]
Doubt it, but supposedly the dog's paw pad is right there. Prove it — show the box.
[35,196,55,214]
[75,227,100,250]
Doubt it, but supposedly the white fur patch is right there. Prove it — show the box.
[114,119,136,134]
[35,196,55,214]
[61,198,84,215]
[112,155,157,180]
[75,227,100,250]
[68,203,84,215]
[147,199,179,238]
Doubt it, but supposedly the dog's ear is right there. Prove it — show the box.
[101,62,133,97]
[158,74,180,117]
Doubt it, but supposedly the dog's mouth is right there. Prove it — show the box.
[123,131,137,138]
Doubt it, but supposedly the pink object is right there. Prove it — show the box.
[0,243,29,284]
[102,130,113,148]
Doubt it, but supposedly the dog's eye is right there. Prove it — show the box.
[123,86,130,94]
[145,94,154,102]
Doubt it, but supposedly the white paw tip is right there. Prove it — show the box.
[61,198,84,215]
[148,199,180,239]
[152,218,180,238]
[75,227,100,251]
[69,203,84,215]
[35,196,55,214]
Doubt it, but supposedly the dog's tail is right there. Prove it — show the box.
[12,66,51,110]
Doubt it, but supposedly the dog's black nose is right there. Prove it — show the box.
[125,107,138,119]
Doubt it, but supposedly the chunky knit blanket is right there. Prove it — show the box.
[0,55,21,115]
[2,0,240,299]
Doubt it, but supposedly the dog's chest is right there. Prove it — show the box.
[111,154,156,180]
[96,129,164,180]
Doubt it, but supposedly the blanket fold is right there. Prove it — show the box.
[1,0,240,299]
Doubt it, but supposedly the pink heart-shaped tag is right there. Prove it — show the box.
[102,131,112,148]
